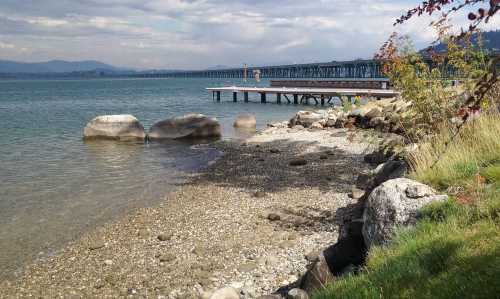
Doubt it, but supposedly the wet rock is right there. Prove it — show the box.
[363,150,389,165]
[149,114,221,140]
[319,155,328,160]
[253,191,267,198]
[267,213,281,221]
[234,114,257,129]
[88,240,105,251]
[287,288,309,299]
[355,172,372,190]
[83,114,146,140]
[289,159,307,166]
[363,178,448,248]
[158,253,176,263]
[292,216,308,227]
[325,150,335,155]
[157,233,173,242]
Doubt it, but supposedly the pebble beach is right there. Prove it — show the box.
[1,125,379,298]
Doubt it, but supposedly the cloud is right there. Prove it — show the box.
[0,41,16,49]
[0,0,488,69]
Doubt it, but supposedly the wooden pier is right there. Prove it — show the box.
[206,86,398,106]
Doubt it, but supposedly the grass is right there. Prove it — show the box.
[315,113,500,299]
[410,113,500,189]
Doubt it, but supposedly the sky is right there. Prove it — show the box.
[0,0,498,70]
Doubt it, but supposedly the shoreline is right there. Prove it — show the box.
[1,123,381,298]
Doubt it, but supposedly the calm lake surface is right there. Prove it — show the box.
[0,78,305,279]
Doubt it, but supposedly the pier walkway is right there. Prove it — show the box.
[207,86,398,106]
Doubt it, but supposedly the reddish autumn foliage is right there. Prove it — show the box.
[396,0,499,36]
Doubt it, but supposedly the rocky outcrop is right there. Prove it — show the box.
[149,114,221,140]
[289,110,328,128]
[83,115,146,140]
[288,98,412,133]
[362,178,448,248]
[300,229,366,296]
[234,114,257,129]
[300,251,335,295]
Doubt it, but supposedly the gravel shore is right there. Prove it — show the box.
[1,126,377,299]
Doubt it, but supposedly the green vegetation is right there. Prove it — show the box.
[377,27,493,139]
[410,114,500,189]
[315,114,500,299]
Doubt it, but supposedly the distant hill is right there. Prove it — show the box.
[425,30,500,53]
[0,60,130,74]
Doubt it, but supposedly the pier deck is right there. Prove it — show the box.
[207,86,399,106]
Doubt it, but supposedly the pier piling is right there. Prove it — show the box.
[260,93,267,103]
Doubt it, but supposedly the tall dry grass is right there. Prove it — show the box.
[409,113,500,189]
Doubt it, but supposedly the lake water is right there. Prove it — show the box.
[0,78,306,280]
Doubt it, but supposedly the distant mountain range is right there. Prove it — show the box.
[1,31,498,77]
[424,30,500,53]
[0,60,131,74]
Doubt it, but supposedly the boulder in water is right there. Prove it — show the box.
[149,114,221,140]
[83,115,146,140]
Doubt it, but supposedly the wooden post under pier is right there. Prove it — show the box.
[207,86,399,106]
[260,92,267,103]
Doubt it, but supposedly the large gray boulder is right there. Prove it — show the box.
[149,114,221,140]
[83,114,146,140]
[234,114,257,129]
[362,178,448,248]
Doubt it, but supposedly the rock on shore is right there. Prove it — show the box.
[289,98,412,133]
[234,114,257,129]
[83,114,146,140]
[149,113,221,140]
[362,178,448,247]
